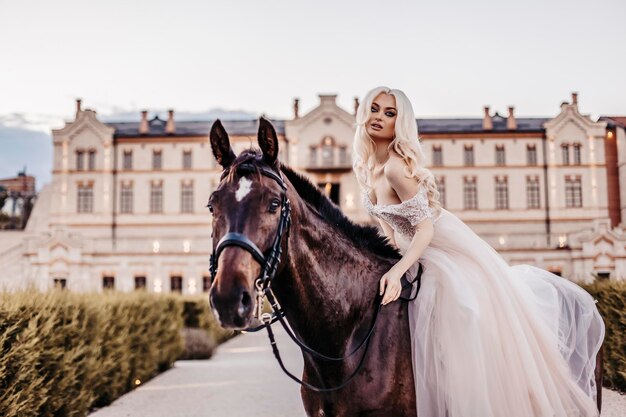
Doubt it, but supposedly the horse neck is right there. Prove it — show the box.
[274,194,394,343]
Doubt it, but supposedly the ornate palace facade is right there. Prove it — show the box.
[1,93,625,293]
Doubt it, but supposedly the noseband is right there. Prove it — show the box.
[208,162,292,319]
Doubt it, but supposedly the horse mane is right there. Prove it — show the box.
[226,149,401,260]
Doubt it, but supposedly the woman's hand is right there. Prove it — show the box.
[379,264,405,305]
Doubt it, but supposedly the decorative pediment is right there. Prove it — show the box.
[543,102,607,139]
[39,227,83,252]
[592,234,614,246]
[577,219,626,265]
[52,109,115,147]
[288,95,355,131]
[50,242,69,258]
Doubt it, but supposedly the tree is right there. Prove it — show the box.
[0,185,7,211]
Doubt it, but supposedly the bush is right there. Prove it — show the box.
[581,279,626,393]
[180,295,235,344]
[179,327,217,360]
[0,290,182,417]
[178,295,236,359]
[0,289,237,417]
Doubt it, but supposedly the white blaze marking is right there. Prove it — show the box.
[235,177,253,201]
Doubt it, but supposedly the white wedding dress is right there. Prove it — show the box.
[362,185,605,417]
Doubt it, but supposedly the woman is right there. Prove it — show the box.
[352,86,605,417]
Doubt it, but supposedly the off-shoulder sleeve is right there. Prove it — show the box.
[403,187,434,227]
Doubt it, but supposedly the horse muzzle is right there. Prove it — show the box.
[209,278,255,329]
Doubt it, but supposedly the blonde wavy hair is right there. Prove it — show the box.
[352,86,441,216]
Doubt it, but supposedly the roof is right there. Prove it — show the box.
[416,113,548,134]
[599,116,626,129]
[108,113,548,138]
[109,117,286,138]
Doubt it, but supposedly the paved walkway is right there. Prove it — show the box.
[89,325,307,417]
[89,326,625,417]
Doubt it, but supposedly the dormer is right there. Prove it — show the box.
[543,92,607,166]
[52,100,115,173]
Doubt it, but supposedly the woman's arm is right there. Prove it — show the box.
[393,218,433,275]
[379,156,434,305]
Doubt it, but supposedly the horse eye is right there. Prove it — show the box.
[269,199,280,211]
[206,203,213,213]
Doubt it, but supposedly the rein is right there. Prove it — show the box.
[209,162,423,392]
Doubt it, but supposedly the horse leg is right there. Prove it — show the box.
[595,343,604,413]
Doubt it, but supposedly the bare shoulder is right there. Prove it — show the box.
[383,151,409,180]
[383,152,419,201]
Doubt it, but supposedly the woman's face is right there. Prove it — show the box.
[366,92,397,142]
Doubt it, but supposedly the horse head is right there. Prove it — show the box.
[207,117,290,329]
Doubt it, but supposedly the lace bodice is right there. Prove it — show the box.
[362,186,437,238]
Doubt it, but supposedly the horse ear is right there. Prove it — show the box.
[210,119,236,168]
[257,117,279,167]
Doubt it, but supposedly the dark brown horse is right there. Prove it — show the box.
[208,117,416,416]
[207,117,604,416]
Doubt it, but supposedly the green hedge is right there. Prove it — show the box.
[582,279,626,393]
[0,289,232,417]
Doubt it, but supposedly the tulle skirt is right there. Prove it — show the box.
[396,209,605,417]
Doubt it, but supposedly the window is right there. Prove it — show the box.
[527,144,537,166]
[53,278,67,290]
[181,182,194,213]
[152,150,162,170]
[526,176,540,209]
[463,177,478,209]
[464,145,474,166]
[495,145,505,166]
[123,150,133,170]
[202,276,211,292]
[321,145,333,166]
[76,150,84,170]
[495,176,509,210]
[561,144,570,165]
[432,145,443,167]
[135,276,147,290]
[170,276,183,293]
[565,176,582,208]
[183,150,192,169]
[150,182,163,213]
[77,183,94,213]
[573,143,582,165]
[338,147,347,165]
[120,183,133,214]
[309,147,318,166]
[87,150,96,170]
[435,176,446,208]
[103,276,115,290]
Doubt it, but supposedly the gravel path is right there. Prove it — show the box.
[89,326,625,416]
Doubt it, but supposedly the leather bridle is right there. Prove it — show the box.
[208,161,423,392]
[209,162,292,319]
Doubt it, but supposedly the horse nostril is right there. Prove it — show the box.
[241,290,252,309]
[237,290,252,319]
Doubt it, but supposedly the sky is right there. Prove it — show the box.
[1,0,625,187]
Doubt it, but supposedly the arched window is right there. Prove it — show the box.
[321,136,334,166]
